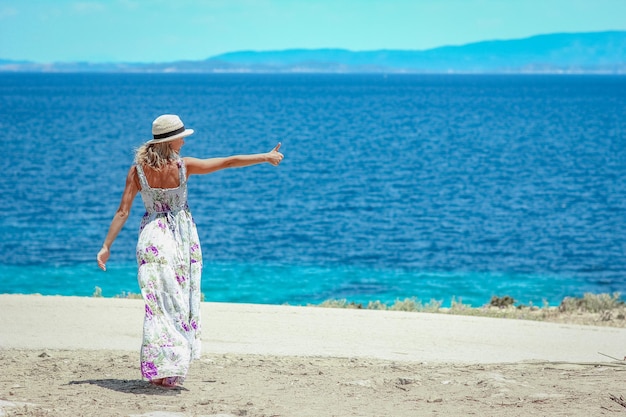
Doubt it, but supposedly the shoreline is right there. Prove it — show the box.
[2,261,622,310]
[2,294,626,416]
[2,293,625,363]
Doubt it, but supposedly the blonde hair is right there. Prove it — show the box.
[134,142,178,171]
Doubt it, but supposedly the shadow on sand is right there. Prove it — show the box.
[68,379,187,395]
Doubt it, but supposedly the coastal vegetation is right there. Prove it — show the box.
[315,293,625,328]
[93,286,624,328]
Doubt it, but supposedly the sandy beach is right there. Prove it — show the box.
[1,294,625,416]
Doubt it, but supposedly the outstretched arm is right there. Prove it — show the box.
[97,166,140,271]
[184,143,284,176]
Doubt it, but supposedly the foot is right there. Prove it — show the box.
[149,378,164,386]
[161,376,180,388]
[149,376,180,389]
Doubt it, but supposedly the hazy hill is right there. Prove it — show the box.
[209,31,626,73]
[2,31,625,73]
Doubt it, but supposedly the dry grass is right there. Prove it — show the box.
[315,293,626,328]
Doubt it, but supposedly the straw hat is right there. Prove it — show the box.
[146,114,194,144]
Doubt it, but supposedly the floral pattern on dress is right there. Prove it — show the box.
[135,159,202,382]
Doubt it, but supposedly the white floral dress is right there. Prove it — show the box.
[135,159,202,382]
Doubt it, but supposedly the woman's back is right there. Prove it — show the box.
[138,161,182,190]
[136,159,189,214]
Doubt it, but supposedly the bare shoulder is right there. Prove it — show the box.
[182,157,198,173]
[125,165,140,189]
[126,164,139,180]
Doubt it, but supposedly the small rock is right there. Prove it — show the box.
[396,378,417,385]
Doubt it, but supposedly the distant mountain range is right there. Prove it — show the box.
[2,31,626,74]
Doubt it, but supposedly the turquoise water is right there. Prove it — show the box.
[0,261,613,307]
[2,73,625,306]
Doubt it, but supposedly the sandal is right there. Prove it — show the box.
[149,376,180,389]
[161,376,180,389]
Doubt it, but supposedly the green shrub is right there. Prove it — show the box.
[559,292,623,313]
[489,295,516,308]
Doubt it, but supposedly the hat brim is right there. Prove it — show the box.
[145,129,194,144]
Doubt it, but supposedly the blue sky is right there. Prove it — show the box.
[1,0,625,63]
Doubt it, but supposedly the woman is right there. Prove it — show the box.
[96,114,283,389]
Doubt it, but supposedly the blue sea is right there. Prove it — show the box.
[1,73,625,307]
